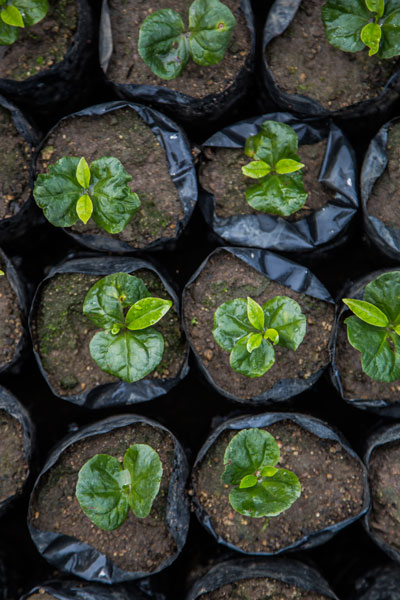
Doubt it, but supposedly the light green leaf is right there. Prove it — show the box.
[264,328,279,345]
[124,444,162,518]
[0,270,4,276]
[76,194,93,225]
[239,474,257,489]
[246,296,264,331]
[241,160,271,179]
[360,22,382,55]
[213,298,255,352]
[246,332,262,353]
[1,5,24,27]
[188,0,236,66]
[76,157,90,189]
[275,158,305,175]
[261,466,278,477]
[366,0,385,17]
[342,298,389,327]
[364,271,400,325]
[126,297,172,331]
[263,296,306,351]
[245,172,308,217]
[395,324,400,335]
[230,336,275,377]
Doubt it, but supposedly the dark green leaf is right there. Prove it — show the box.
[188,0,236,66]
[342,298,389,327]
[1,5,24,27]
[245,172,308,217]
[321,0,370,53]
[241,160,271,179]
[380,4,400,59]
[213,298,255,352]
[263,296,306,351]
[246,296,264,331]
[14,0,48,26]
[244,121,300,166]
[230,336,275,377]
[360,22,381,55]
[363,271,400,325]
[126,297,172,331]
[275,158,305,174]
[76,157,90,189]
[123,444,162,518]
[0,17,18,43]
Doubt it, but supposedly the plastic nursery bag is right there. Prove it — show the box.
[19,579,159,600]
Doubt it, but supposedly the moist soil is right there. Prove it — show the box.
[0,106,31,220]
[183,251,334,399]
[0,262,23,369]
[105,0,251,99]
[0,0,77,81]
[199,139,332,222]
[31,269,186,397]
[30,422,177,573]
[266,0,399,112]
[193,420,364,553]
[0,409,27,504]
[36,107,184,248]
[203,578,330,599]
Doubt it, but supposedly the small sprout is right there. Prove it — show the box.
[343,271,400,382]
[76,443,162,530]
[241,121,307,217]
[83,272,172,383]
[0,0,48,45]
[221,428,301,519]
[33,156,141,234]
[212,295,306,378]
[191,316,199,326]
[138,0,236,80]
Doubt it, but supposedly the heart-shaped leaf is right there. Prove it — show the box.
[124,444,163,518]
[230,336,275,377]
[245,172,308,217]
[188,0,236,66]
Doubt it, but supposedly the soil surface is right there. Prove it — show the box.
[200,139,332,221]
[30,423,177,573]
[193,420,364,553]
[0,262,23,369]
[266,0,399,112]
[0,410,27,504]
[367,122,400,228]
[36,107,184,248]
[0,0,77,81]
[31,269,186,397]
[106,0,251,99]
[0,106,31,220]
[203,578,330,599]
[183,251,334,399]
[26,594,54,600]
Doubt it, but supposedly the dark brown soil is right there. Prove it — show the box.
[36,107,183,248]
[0,262,23,369]
[106,0,251,99]
[193,420,364,553]
[0,0,77,81]
[31,269,186,396]
[199,139,332,221]
[367,122,400,228]
[26,594,54,600]
[183,251,334,399]
[0,106,31,220]
[266,0,399,112]
[204,578,329,599]
[0,409,27,503]
[30,422,177,573]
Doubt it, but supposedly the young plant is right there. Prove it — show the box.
[241,121,308,217]
[83,272,172,383]
[212,295,306,378]
[76,443,162,530]
[138,0,236,80]
[0,0,48,45]
[322,0,400,58]
[33,156,140,234]
[221,428,301,519]
[343,271,400,382]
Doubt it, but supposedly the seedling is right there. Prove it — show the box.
[241,121,308,217]
[138,0,236,80]
[83,272,172,383]
[0,0,48,45]
[322,0,400,58]
[33,156,140,234]
[212,295,306,377]
[76,443,162,530]
[343,271,400,382]
[221,428,301,520]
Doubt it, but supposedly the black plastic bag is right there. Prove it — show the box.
[182,246,334,405]
[351,563,400,600]
[29,254,189,409]
[191,412,369,556]
[28,414,190,584]
[32,101,197,254]
[20,579,159,600]
[99,0,255,124]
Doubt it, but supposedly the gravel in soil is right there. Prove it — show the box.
[200,139,332,222]
[106,0,251,99]
[31,269,186,397]
[203,578,330,599]
[266,0,398,112]
[183,251,334,399]
[193,420,364,553]
[0,262,23,369]
[36,107,184,248]
[30,423,177,573]
[0,410,27,504]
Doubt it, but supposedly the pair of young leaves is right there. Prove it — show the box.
[0,0,48,45]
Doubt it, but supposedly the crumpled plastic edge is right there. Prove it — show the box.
[19,579,157,600]
[351,563,400,599]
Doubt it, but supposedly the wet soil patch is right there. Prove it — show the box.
[266,0,398,112]
[183,251,334,399]
[36,107,183,248]
[0,259,23,369]
[193,420,364,554]
[31,269,186,397]
[203,578,329,599]
[0,0,77,81]
[30,422,177,573]
[199,139,332,222]
[0,409,27,504]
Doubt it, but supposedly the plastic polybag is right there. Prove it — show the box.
[352,563,400,600]
[20,579,158,600]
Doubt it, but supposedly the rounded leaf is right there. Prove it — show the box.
[321,0,370,53]
[230,336,275,377]
[188,0,236,66]
[342,298,389,327]
[380,10,400,59]
[360,22,381,55]
[213,298,254,352]
[1,5,24,27]
[124,444,162,518]
[0,17,19,43]
[13,0,48,26]
[126,297,172,331]
[264,328,279,345]
[366,0,384,17]
[262,296,306,351]
[245,173,307,217]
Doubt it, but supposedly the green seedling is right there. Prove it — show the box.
[138,0,236,80]
[33,156,140,234]
[83,272,172,383]
[241,121,308,217]
[0,0,48,45]
[322,0,400,58]
[76,443,162,530]
[212,295,306,378]
[343,271,400,382]
[0,270,4,276]
[221,428,301,521]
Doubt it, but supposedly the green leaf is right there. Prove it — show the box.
[264,328,279,345]
[0,17,19,44]
[126,297,172,331]
[246,332,262,353]
[261,466,278,477]
[230,336,275,377]
[363,271,400,325]
[75,454,129,531]
[244,121,300,166]
[123,444,162,518]
[246,296,264,331]
[262,296,306,351]
[275,158,305,175]
[342,298,389,327]
[76,194,93,225]
[13,0,48,26]
[239,474,257,488]
[380,6,400,58]
[395,324,400,335]
[360,22,382,55]
[213,298,255,352]
[321,0,370,53]
[245,172,308,217]
[241,160,271,179]
[366,0,385,17]
[1,5,24,27]
[76,157,90,189]
[188,0,236,66]
[138,9,188,80]
[0,270,4,276]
